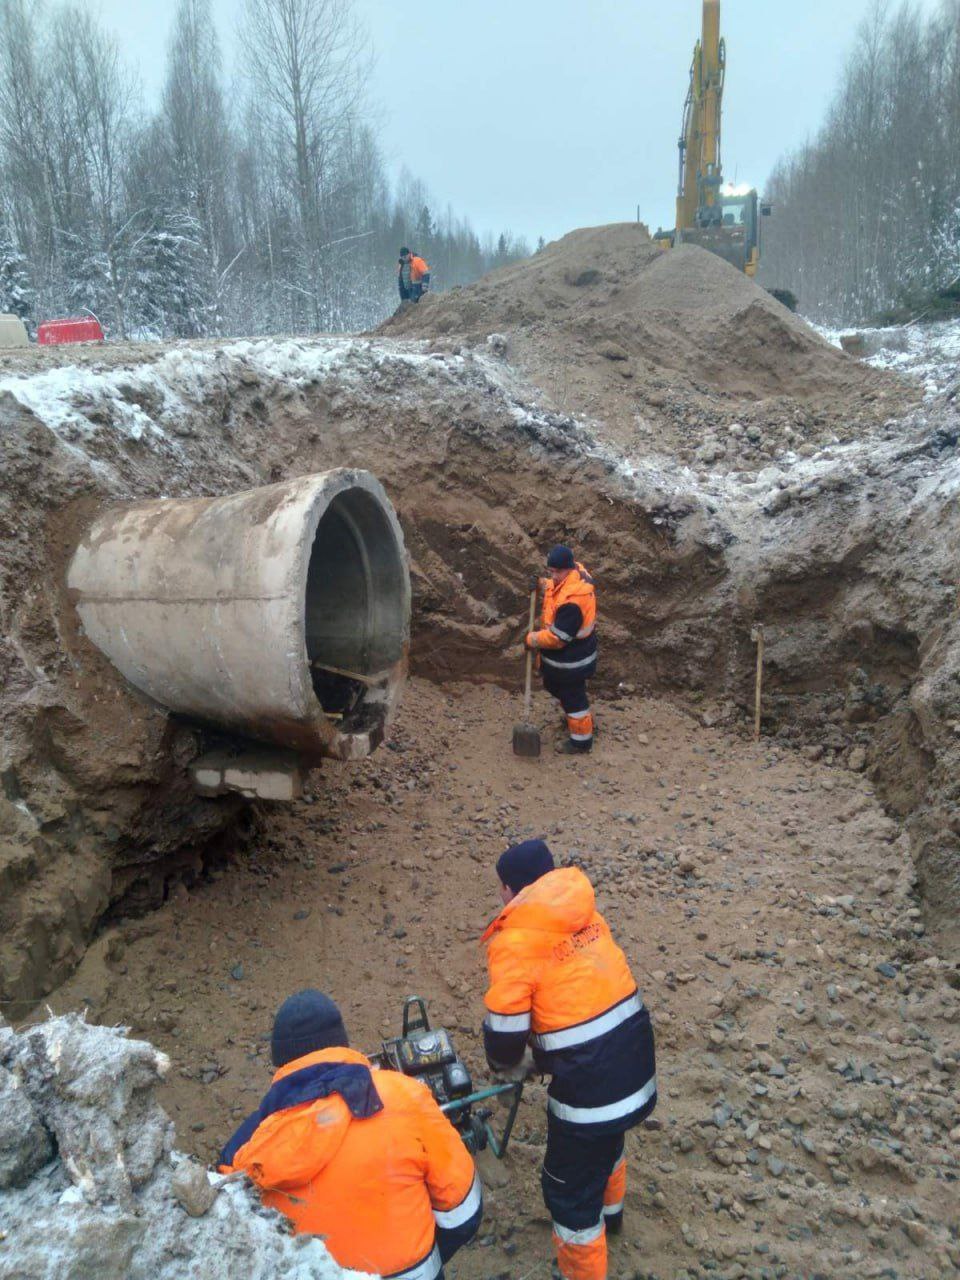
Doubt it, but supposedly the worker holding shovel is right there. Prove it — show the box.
[525,545,598,754]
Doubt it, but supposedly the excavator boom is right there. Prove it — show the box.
[676,0,724,232]
[657,0,768,277]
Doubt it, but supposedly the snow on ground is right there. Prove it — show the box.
[1,326,955,555]
[816,317,960,397]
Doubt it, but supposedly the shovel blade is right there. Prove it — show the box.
[512,722,541,758]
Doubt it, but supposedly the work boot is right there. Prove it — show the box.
[555,737,592,754]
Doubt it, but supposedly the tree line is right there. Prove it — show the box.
[760,0,960,325]
[0,0,532,339]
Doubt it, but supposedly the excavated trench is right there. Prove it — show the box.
[0,238,958,1010]
[1,310,960,1277]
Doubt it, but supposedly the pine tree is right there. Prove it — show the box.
[416,204,434,244]
[59,226,114,331]
[130,213,212,338]
[0,227,33,321]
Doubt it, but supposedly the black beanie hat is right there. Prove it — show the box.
[271,989,349,1068]
[547,545,575,570]
[400,245,410,255]
[496,839,555,894]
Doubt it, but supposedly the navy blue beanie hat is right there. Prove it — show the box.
[497,839,555,894]
[547,545,575,570]
[271,989,349,1067]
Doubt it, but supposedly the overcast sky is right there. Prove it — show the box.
[91,0,943,246]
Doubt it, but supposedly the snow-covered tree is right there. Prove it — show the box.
[0,226,32,320]
[129,214,212,338]
[760,0,960,322]
[0,0,533,336]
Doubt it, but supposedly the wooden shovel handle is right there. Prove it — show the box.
[524,587,537,717]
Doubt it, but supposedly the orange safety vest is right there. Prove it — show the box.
[532,563,596,650]
[225,1046,480,1279]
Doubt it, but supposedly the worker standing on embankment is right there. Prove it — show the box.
[481,840,657,1280]
[220,990,482,1279]
[398,246,431,302]
[526,545,598,753]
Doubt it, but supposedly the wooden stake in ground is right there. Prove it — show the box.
[752,625,764,742]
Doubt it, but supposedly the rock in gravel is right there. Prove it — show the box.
[171,1158,219,1217]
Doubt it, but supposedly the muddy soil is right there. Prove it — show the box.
[379,226,918,464]
[43,680,960,1280]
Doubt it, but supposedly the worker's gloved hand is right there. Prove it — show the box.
[528,575,540,593]
[524,632,539,650]
[491,1048,538,1085]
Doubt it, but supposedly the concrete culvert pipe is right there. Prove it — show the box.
[67,470,410,760]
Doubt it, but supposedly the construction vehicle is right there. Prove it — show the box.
[371,997,523,1157]
[655,0,770,277]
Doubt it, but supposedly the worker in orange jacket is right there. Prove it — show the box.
[221,990,482,1279]
[527,544,598,754]
[398,246,431,302]
[482,841,657,1280]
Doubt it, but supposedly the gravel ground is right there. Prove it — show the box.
[43,679,960,1280]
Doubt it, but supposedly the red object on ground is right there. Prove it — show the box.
[37,317,105,345]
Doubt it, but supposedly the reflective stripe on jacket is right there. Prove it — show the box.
[221,1046,481,1277]
[482,868,656,1135]
[531,563,598,677]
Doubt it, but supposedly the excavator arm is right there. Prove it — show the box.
[656,0,768,277]
[676,0,725,233]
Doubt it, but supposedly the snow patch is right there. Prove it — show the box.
[0,1014,373,1280]
[816,318,960,397]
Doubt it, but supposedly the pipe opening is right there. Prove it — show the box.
[305,486,407,731]
[69,470,410,760]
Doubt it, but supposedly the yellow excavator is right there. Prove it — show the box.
[655,0,770,277]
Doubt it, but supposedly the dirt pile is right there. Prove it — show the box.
[0,1012,365,1279]
[379,224,917,461]
[41,681,960,1280]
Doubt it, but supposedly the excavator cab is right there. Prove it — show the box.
[665,190,769,278]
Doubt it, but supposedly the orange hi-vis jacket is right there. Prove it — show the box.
[482,867,656,1135]
[223,1046,482,1279]
[527,564,598,681]
[410,254,429,283]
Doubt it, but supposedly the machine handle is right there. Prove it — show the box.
[440,1080,523,1159]
[401,995,431,1037]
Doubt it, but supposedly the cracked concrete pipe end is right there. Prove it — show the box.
[67,469,411,760]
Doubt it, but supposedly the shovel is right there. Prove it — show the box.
[512,587,541,757]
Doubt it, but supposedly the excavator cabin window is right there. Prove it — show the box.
[720,199,748,227]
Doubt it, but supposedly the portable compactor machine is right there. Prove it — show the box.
[372,997,523,1157]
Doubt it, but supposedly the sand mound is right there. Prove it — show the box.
[379,224,915,462]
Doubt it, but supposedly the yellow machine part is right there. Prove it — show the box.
[676,0,724,233]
